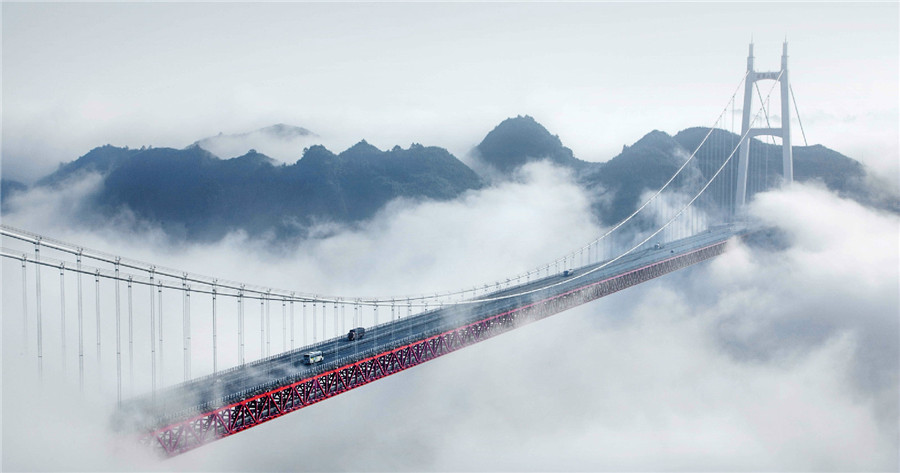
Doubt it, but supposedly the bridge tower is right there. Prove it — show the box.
[735,41,793,210]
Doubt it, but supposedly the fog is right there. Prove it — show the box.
[2,155,897,470]
[193,127,323,163]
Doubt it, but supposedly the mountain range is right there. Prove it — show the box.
[2,117,894,242]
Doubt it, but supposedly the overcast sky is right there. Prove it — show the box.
[2,2,898,183]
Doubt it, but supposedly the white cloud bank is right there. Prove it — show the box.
[2,168,897,471]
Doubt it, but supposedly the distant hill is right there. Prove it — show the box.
[476,117,897,221]
[36,144,145,188]
[10,119,894,243]
[580,130,695,224]
[36,138,483,241]
[474,115,588,173]
[671,127,897,214]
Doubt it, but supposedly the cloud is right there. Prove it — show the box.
[2,168,897,471]
[1,161,599,469]
[194,126,322,162]
[172,182,896,471]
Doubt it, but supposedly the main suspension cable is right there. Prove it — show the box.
[790,83,809,146]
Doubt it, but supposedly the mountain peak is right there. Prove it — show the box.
[340,140,382,159]
[625,130,682,155]
[257,123,314,139]
[35,145,141,187]
[231,149,277,167]
[475,115,582,173]
[635,129,671,143]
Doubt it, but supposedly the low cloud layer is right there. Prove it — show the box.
[171,182,897,472]
[2,165,897,471]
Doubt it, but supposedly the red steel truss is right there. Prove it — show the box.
[148,241,728,456]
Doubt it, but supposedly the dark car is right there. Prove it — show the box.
[348,327,366,341]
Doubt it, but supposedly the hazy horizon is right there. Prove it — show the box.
[2,3,898,185]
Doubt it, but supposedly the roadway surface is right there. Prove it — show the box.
[122,224,744,428]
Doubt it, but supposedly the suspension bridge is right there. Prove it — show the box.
[1,42,808,457]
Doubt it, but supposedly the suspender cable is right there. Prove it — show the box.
[59,263,66,375]
[320,301,326,340]
[764,96,770,191]
[77,251,84,392]
[289,294,295,351]
[212,282,218,374]
[21,256,28,356]
[407,299,412,337]
[265,291,271,357]
[95,270,101,381]
[238,286,244,366]
[115,260,122,405]
[260,296,265,359]
[185,284,191,381]
[157,280,163,388]
[35,242,43,381]
[149,268,156,395]
[183,276,191,381]
[127,276,133,394]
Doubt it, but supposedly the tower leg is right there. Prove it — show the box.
[735,44,755,212]
[781,41,793,183]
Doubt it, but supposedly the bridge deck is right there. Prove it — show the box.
[118,224,744,455]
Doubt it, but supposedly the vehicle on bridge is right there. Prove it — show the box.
[301,350,324,365]
[348,327,366,341]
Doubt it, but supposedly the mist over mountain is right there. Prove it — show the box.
[8,118,893,243]
[1,179,27,212]
[672,127,885,206]
[35,145,146,188]
[582,130,694,224]
[27,138,482,241]
[478,116,898,223]
[194,123,319,162]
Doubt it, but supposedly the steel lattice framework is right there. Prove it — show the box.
[149,241,727,456]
